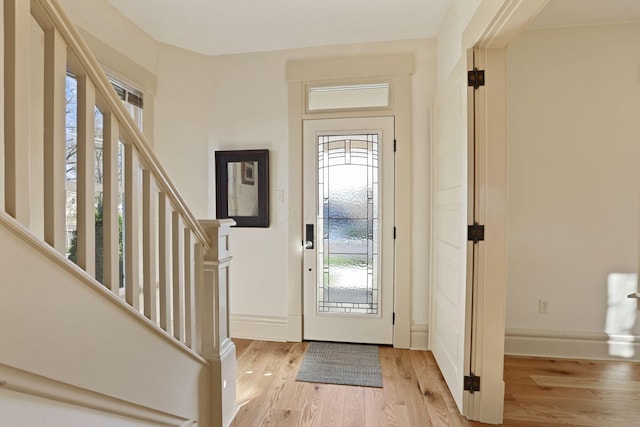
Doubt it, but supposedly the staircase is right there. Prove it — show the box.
[0,1,236,426]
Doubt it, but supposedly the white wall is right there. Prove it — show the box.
[59,0,157,74]
[152,43,212,217]
[152,40,436,339]
[436,0,482,85]
[506,22,640,358]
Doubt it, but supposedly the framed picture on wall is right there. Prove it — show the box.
[241,161,255,185]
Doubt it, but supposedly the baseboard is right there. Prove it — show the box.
[230,314,288,342]
[410,323,429,350]
[505,328,640,361]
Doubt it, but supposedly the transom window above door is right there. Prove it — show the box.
[307,82,390,112]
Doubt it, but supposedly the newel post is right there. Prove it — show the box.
[199,219,238,427]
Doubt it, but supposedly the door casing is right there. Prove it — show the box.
[286,55,414,348]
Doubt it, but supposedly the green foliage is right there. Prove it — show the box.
[67,231,78,264]
[95,199,104,284]
[67,197,123,287]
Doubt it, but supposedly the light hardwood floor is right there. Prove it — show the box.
[230,339,640,427]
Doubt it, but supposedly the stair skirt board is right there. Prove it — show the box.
[0,364,193,427]
[0,220,208,425]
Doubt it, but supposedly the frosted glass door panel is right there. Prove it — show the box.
[317,135,379,314]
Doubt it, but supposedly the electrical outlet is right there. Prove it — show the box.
[539,300,549,314]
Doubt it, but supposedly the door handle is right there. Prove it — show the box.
[628,292,640,299]
[304,224,314,249]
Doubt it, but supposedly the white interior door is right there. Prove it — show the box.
[430,48,509,423]
[303,117,394,344]
[429,58,471,413]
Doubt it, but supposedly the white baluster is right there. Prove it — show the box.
[102,113,120,293]
[143,169,158,323]
[124,143,140,309]
[193,241,204,354]
[184,227,195,348]
[158,192,172,333]
[76,74,95,276]
[172,212,185,342]
[43,28,66,253]
[4,0,31,225]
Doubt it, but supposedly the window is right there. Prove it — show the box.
[109,77,144,129]
[307,83,390,112]
[65,73,143,287]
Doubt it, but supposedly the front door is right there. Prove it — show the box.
[303,117,394,344]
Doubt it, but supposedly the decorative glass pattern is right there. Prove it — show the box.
[317,134,379,314]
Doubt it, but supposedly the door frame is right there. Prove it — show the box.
[444,0,550,423]
[286,55,414,348]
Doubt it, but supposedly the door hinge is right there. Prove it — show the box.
[394,139,397,152]
[392,312,396,325]
[467,222,485,244]
[464,374,481,393]
[468,68,485,90]
[393,227,397,239]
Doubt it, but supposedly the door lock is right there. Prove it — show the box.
[304,224,314,249]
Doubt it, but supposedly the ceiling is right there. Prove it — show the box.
[105,0,451,56]
[105,0,640,57]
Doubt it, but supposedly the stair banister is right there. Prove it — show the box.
[1,1,240,424]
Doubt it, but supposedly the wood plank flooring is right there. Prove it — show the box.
[230,339,640,426]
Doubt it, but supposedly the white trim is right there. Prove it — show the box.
[410,323,429,350]
[208,340,239,427]
[230,314,288,342]
[463,47,508,424]
[505,328,640,362]
[286,54,413,81]
[0,364,191,426]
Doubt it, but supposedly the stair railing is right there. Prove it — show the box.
[4,0,238,389]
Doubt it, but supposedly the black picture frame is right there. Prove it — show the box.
[241,161,255,185]
[215,149,269,227]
